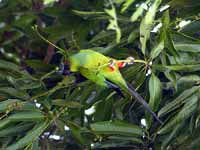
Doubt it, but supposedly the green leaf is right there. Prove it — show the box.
[52,99,83,108]
[150,40,164,59]
[165,64,200,72]
[0,99,20,112]
[121,0,136,13]
[0,119,10,130]
[91,120,143,136]
[160,10,179,56]
[161,121,185,149]
[174,43,200,52]
[130,3,146,22]
[158,86,200,117]
[158,95,198,134]
[147,73,162,126]
[140,0,162,54]
[178,75,200,83]
[8,111,45,121]
[0,59,21,73]
[107,135,143,144]
[0,87,30,99]
[72,10,105,17]
[0,100,41,112]
[5,121,49,150]
[93,98,113,121]
[26,60,55,71]
[149,73,162,112]
[105,6,121,43]
[155,64,200,72]
[180,20,200,35]
[128,29,139,43]
[65,121,91,145]
[43,0,57,5]
[0,123,33,137]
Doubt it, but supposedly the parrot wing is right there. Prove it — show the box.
[69,49,111,72]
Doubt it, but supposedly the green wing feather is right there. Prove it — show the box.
[69,49,110,72]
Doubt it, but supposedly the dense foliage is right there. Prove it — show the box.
[0,0,200,149]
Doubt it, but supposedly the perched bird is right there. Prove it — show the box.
[69,50,163,124]
[33,26,163,124]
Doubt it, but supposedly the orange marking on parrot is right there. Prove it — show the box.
[117,62,126,68]
[109,66,115,71]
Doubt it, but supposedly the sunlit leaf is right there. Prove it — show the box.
[121,0,136,13]
[140,0,162,54]
[105,6,121,43]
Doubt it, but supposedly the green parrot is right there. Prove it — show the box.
[33,26,163,124]
[69,49,163,124]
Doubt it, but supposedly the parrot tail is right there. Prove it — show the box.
[127,83,163,125]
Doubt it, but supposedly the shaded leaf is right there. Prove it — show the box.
[158,95,198,134]
[8,111,45,121]
[52,99,83,108]
[91,120,143,136]
[174,43,200,52]
[0,123,33,137]
[158,86,199,117]
[5,121,49,150]
[150,40,164,59]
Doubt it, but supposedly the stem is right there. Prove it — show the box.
[118,59,148,65]
[40,67,58,81]
[134,59,148,65]
[32,25,68,57]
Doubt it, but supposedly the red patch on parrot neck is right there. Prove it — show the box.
[117,62,126,68]
[109,66,115,71]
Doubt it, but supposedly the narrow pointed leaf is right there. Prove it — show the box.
[91,120,143,136]
[121,0,136,13]
[150,40,164,59]
[158,95,198,134]
[140,0,162,54]
[5,121,48,150]
[174,43,200,52]
[158,86,199,117]
[8,111,45,121]
[149,73,162,112]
